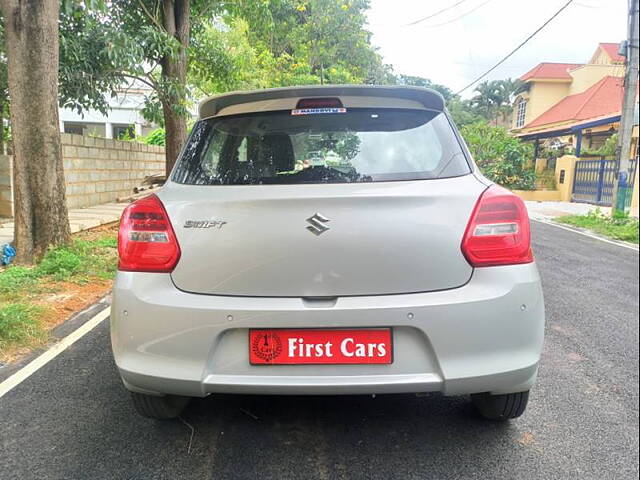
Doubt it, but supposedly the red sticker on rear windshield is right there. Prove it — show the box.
[291,107,347,115]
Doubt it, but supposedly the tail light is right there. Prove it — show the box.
[461,185,533,267]
[118,194,181,272]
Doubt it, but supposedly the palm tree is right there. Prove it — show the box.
[495,79,527,125]
[472,79,528,126]
[471,80,501,124]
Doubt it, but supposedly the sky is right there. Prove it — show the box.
[366,0,629,97]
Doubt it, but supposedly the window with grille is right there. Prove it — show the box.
[515,98,527,128]
[64,123,85,135]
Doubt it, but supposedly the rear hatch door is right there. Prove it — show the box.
[165,176,484,297]
[166,105,484,297]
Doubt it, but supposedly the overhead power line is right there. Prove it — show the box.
[424,0,493,28]
[573,1,603,8]
[455,0,575,95]
[405,0,472,26]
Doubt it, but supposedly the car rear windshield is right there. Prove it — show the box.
[172,108,470,185]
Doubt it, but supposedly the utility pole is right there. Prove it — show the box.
[611,0,639,214]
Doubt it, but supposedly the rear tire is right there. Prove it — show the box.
[472,391,529,421]
[130,392,190,419]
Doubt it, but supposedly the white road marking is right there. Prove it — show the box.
[0,307,111,399]
[532,219,639,252]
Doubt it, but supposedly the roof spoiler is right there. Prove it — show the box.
[199,84,446,119]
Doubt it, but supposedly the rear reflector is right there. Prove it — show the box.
[295,97,343,109]
[461,185,533,267]
[118,194,181,272]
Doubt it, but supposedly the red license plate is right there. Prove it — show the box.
[249,328,393,365]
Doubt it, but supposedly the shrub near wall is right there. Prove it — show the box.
[460,122,535,190]
[61,134,165,210]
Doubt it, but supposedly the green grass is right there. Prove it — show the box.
[0,303,47,352]
[0,235,118,295]
[557,209,639,244]
[0,230,117,358]
[0,266,39,296]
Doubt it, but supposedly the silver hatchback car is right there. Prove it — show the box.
[111,85,545,421]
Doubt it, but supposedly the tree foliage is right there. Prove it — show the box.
[395,74,454,101]
[1,1,143,122]
[460,122,535,190]
[190,0,392,96]
[469,79,526,126]
[59,3,145,115]
[446,97,483,128]
[189,18,271,94]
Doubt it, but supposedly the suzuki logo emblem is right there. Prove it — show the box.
[306,213,330,236]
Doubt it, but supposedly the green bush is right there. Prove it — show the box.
[37,248,84,280]
[144,128,165,146]
[36,237,117,281]
[581,133,618,157]
[460,121,536,190]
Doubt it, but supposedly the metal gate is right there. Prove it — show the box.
[572,157,637,206]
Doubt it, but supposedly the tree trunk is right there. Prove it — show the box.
[161,96,188,177]
[1,0,71,263]
[0,104,5,154]
[161,0,190,177]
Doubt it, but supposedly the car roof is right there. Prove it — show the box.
[198,84,446,119]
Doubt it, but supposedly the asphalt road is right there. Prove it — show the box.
[1,222,638,480]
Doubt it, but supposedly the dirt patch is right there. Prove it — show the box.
[36,279,113,330]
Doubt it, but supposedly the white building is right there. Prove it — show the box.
[59,87,157,139]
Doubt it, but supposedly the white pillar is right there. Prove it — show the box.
[105,122,113,139]
[135,123,143,138]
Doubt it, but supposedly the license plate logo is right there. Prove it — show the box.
[249,329,392,365]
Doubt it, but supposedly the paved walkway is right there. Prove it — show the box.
[0,203,126,247]
[525,201,609,221]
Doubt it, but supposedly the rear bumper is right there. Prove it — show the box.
[111,264,545,397]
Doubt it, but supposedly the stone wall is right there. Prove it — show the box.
[62,134,165,209]
[0,135,165,217]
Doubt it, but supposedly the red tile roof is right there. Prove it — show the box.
[598,43,625,63]
[519,62,583,82]
[525,76,623,129]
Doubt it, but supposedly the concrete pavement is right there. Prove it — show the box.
[525,200,609,221]
[0,221,637,479]
[0,203,126,247]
